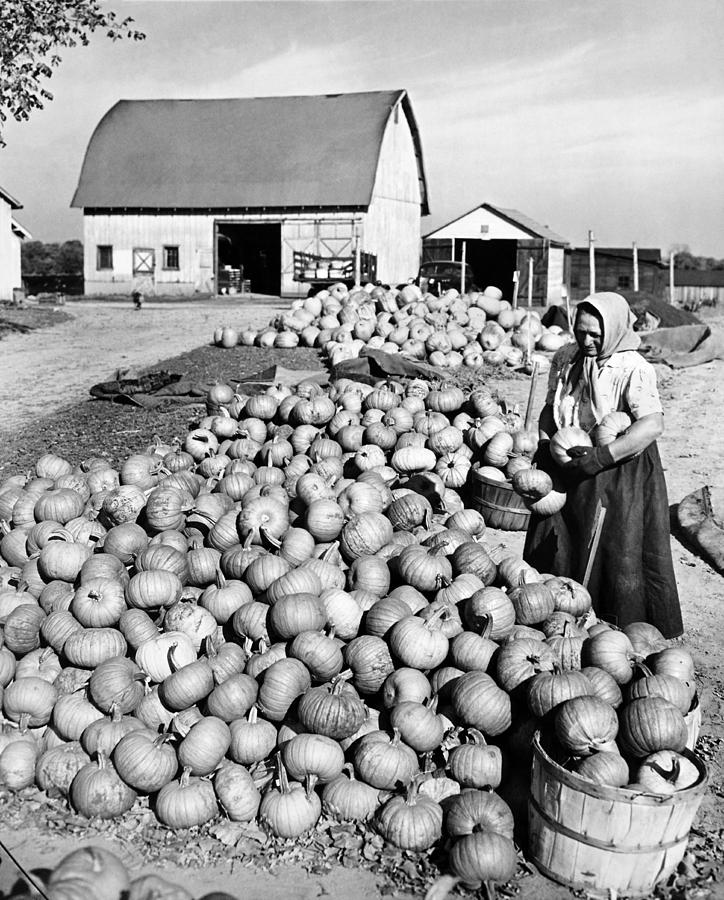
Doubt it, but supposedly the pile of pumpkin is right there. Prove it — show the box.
[212,282,572,370]
[0,375,702,898]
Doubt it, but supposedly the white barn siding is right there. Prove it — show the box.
[83,210,361,297]
[0,198,17,300]
[364,105,422,285]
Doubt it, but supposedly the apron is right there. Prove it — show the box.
[523,442,683,639]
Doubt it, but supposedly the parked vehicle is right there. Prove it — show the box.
[416,259,476,294]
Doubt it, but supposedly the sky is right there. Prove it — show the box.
[1,0,723,256]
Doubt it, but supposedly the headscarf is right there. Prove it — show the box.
[571,292,641,424]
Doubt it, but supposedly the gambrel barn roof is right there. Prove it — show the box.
[71,90,429,214]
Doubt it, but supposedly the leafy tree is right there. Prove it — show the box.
[0,0,144,146]
[22,240,84,275]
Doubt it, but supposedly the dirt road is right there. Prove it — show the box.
[0,296,284,433]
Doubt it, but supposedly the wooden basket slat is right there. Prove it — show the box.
[470,469,531,531]
[527,731,708,897]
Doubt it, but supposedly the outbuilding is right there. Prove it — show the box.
[422,203,569,305]
[0,185,30,301]
[71,90,429,298]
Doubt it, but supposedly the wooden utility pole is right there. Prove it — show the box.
[527,256,534,309]
[461,241,467,294]
[588,230,596,294]
[633,242,639,293]
[512,270,520,309]
[669,252,675,303]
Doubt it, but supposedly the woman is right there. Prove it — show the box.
[523,292,683,638]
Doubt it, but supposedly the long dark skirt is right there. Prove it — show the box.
[523,442,683,638]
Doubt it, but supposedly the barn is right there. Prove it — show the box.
[71,90,429,298]
[422,203,569,305]
[0,185,30,302]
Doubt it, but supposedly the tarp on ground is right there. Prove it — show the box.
[674,486,724,575]
[637,324,724,368]
[331,348,441,384]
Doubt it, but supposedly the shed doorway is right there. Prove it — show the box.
[216,223,282,296]
[455,239,518,302]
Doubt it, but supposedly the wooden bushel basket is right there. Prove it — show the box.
[470,469,531,531]
[528,732,708,898]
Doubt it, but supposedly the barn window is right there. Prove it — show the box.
[96,245,113,270]
[163,245,180,270]
[618,275,631,290]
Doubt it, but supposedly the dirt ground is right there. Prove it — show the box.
[0,298,722,900]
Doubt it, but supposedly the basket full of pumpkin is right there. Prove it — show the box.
[0,372,706,899]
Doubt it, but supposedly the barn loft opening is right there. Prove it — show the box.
[216,222,282,296]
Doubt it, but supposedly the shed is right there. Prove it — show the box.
[0,185,28,301]
[71,90,429,298]
[567,247,665,301]
[670,269,724,310]
[422,203,569,304]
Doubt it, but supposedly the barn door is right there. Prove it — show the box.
[133,248,156,294]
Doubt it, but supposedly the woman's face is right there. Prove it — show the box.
[575,310,603,357]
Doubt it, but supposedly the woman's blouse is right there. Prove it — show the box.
[546,343,663,431]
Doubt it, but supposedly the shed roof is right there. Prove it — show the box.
[71,91,429,214]
[0,185,22,210]
[570,247,662,263]
[482,204,569,245]
[673,269,724,286]
[11,218,31,240]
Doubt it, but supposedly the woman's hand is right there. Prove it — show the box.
[567,412,663,476]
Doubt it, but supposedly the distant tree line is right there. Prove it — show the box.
[669,245,724,270]
[21,240,83,274]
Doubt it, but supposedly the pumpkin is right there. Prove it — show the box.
[633,750,700,794]
[508,582,555,625]
[575,750,629,787]
[228,707,277,766]
[582,630,640,684]
[352,729,419,790]
[444,788,515,840]
[177,716,231,776]
[322,763,379,821]
[113,728,179,793]
[35,741,91,796]
[89,655,145,714]
[554,695,619,756]
[46,846,130,900]
[526,668,593,717]
[374,779,443,851]
[70,752,137,818]
[550,426,593,467]
[450,672,512,736]
[156,768,218,828]
[214,761,261,822]
[258,754,321,838]
[446,830,518,889]
[618,696,688,757]
[448,729,502,789]
[389,699,445,753]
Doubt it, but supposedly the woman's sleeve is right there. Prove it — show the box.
[625,359,664,420]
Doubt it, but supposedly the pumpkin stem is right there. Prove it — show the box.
[467,728,487,746]
[247,705,258,724]
[180,766,192,788]
[648,757,682,783]
[97,750,108,770]
[305,773,318,800]
[275,751,290,794]
[260,526,281,550]
[110,703,123,723]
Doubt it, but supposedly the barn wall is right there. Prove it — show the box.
[82,210,360,297]
[364,105,422,285]
[0,199,17,301]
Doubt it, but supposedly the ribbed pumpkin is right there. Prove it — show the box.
[374,779,443,851]
[554,695,619,756]
[450,671,512,736]
[618,696,688,757]
[352,728,419,790]
[258,754,321,838]
[113,728,178,793]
